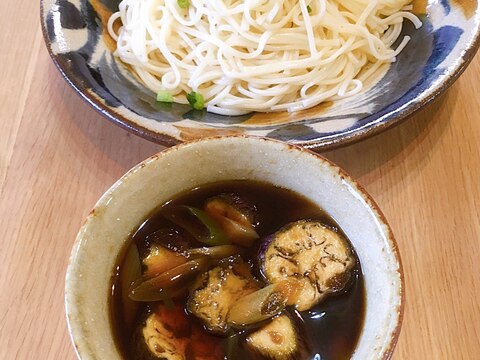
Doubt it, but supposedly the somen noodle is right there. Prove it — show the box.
[108,0,421,115]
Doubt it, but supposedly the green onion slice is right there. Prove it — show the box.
[177,0,189,9]
[186,91,205,110]
[163,205,229,246]
[156,90,173,103]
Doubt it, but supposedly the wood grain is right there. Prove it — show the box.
[0,7,479,360]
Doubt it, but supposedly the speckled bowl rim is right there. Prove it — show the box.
[40,1,480,150]
[65,135,405,359]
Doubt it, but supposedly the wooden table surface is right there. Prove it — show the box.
[1,4,480,359]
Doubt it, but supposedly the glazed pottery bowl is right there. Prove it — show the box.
[66,136,404,359]
[41,0,480,149]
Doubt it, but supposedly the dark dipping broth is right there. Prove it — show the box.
[111,180,365,360]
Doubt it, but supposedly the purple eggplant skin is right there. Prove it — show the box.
[221,193,259,225]
[144,228,191,255]
[206,193,260,228]
[257,233,275,281]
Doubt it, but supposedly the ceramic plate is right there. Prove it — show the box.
[41,0,480,149]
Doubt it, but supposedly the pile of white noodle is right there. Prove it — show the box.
[108,0,421,115]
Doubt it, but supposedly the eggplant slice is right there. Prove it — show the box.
[204,193,259,247]
[137,304,224,360]
[246,315,297,360]
[205,193,258,227]
[143,244,188,277]
[141,312,187,360]
[261,220,355,311]
[187,262,260,333]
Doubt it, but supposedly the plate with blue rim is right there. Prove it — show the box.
[41,0,480,149]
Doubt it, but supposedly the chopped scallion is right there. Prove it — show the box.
[307,5,312,13]
[186,91,205,110]
[226,334,238,360]
[177,0,189,9]
[163,205,229,246]
[156,90,173,103]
